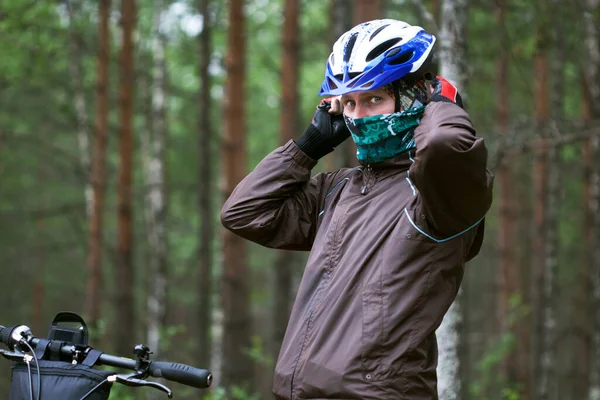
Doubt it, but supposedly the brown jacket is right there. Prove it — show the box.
[221,102,494,399]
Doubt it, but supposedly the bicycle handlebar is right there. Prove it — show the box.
[0,324,213,389]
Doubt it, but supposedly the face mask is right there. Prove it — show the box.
[345,105,426,164]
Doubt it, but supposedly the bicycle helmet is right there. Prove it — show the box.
[319,19,436,97]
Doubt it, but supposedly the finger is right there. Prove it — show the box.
[329,96,343,115]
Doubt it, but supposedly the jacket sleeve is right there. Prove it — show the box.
[221,139,332,251]
[410,102,494,237]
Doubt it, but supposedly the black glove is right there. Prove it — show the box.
[295,99,350,160]
[429,76,464,109]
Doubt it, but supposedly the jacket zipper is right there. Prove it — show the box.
[289,203,347,399]
[361,164,375,195]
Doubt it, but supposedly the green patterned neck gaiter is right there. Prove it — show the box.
[345,106,426,164]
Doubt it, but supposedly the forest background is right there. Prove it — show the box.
[1,0,599,399]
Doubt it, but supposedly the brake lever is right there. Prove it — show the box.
[115,374,173,398]
[0,349,28,362]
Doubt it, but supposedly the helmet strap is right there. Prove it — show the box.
[392,81,402,113]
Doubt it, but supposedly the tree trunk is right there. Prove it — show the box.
[495,0,523,394]
[324,0,355,170]
[432,0,440,24]
[436,1,468,398]
[330,0,353,47]
[85,0,110,330]
[33,144,46,334]
[115,0,136,358]
[533,3,553,398]
[438,0,468,97]
[197,0,214,373]
[65,0,92,220]
[330,0,353,45]
[514,116,534,400]
[221,0,253,390]
[273,0,300,361]
[144,0,168,364]
[408,0,438,34]
[581,73,595,400]
[353,0,382,22]
[584,2,600,399]
[547,4,564,398]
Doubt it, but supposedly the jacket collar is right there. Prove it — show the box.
[358,150,414,172]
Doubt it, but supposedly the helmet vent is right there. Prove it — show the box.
[366,39,401,62]
[328,78,338,89]
[369,24,390,41]
[388,50,415,65]
[344,33,358,62]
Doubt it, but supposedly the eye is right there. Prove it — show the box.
[369,96,382,104]
[344,99,356,108]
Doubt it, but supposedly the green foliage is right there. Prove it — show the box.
[507,293,530,326]
[202,386,260,400]
[159,324,189,353]
[469,293,529,400]
[103,384,136,400]
[87,318,108,343]
[244,335,273,368]
[501,388,521,400]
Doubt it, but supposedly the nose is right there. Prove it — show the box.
[353,104,368,119]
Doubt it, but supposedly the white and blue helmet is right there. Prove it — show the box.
[319,19,436,97]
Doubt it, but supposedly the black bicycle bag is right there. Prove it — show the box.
[9,358,113,400]
[9,312,113,400]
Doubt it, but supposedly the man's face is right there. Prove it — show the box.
[340,87,395,119]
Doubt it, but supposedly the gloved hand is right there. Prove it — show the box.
[429,76,464,108]
[295,98,350,160]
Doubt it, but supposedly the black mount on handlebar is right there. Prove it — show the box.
[112,344,173,397]
[0,312,212,400]
[47,312,88,346]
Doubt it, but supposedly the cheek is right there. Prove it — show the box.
[375,99,395,114]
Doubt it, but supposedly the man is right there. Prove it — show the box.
[221,19,494,399]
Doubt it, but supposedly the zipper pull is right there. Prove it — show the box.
[361,164,372,195]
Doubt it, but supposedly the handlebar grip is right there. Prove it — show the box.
[148,361,212,389]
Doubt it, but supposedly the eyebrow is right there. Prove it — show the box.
[342,91,386,100]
